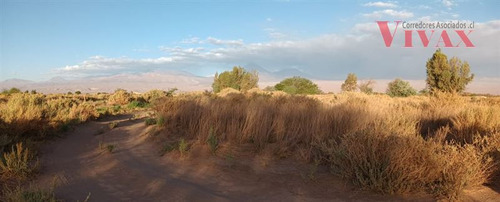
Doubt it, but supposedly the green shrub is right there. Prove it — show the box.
[106,144,116,153]
[386,78,417,97]
[112,105,121,113]
[144,118,156,126]
[96,107,110,116]
[274,76,322,95]
[207,128,219,155]
[1,88,22,95]
[212,66,258,93]
[156,116,165,127]
[159,143,176,156]
[178,139,188,156]
[127,100,146,109]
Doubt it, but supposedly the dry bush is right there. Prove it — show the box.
[69,102,99,123]
[108,89,131,105]
[142,89,167,103]
[217,88,242,97]
[0,94,48,141]
[0,143,38,179]
[450,105,500,144]
[154,93,500,199]
[0,93,102,153]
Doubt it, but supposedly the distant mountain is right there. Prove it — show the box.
[1,67,498,95]
[0,79,34,89]
[0,72,212,94]
[47,76,68,83]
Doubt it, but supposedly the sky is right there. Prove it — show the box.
[1,0,499,82]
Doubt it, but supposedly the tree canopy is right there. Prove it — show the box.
[341,73,358,92]
[426,49,474,93]
[274,76,322,95]
[212,66,258,93]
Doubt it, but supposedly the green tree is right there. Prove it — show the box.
[386,78,416,97]
[75,91,81,95]
[212,66,258,93]
[358,80,375,94]
[426,49,474,93]
[341,73,357,92]
[274,76,322,95]
[1,87,21,95]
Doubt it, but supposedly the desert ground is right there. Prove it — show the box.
[1,90,499,201]
[33,113,499,201]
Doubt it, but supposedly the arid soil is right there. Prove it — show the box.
[34,114,499,201]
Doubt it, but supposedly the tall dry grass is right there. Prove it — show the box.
[155,92,500,199]
[0,93,103,153]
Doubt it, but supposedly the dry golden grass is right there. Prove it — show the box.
[155,92,500,199]
[0,90,167,154]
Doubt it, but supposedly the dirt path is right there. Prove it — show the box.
[35,114,499,201]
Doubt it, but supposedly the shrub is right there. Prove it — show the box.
[69,102,99,122]
[3,183,57,202]
[159,143,176,156]
[217,88,241,97]
[0,143,38,179]
[112,105,121,113]
[106,144,116,153]
[274,76,322,95]
[156,116,165,127]
[386,78,416,97]
[108,122,118,129]
[207,128,219,155]
[127,100,146,109]
[212,66,258,93]
[341,73,357,92]
[178,139,188,156]
[1,88,21,95]
[144,118,157,126]
[153,93,499,199]
[108,89,131,105]
[358,80,375,94]
[142,90,166,103]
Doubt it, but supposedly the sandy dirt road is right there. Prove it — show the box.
[34,114,499,201]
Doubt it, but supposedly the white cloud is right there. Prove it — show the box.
[206,37,244,47]
[363,9,414,19]
[363,1,398,8]
[178,37,244,46]
[418,5,431,10]
[56,20,500,83]
[159,46,205,56]
[442,0,455,8]
[264,28,288,40]
[58,56,181,75]
[180,37,200,44]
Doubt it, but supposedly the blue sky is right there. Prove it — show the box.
[1,0,499,81]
